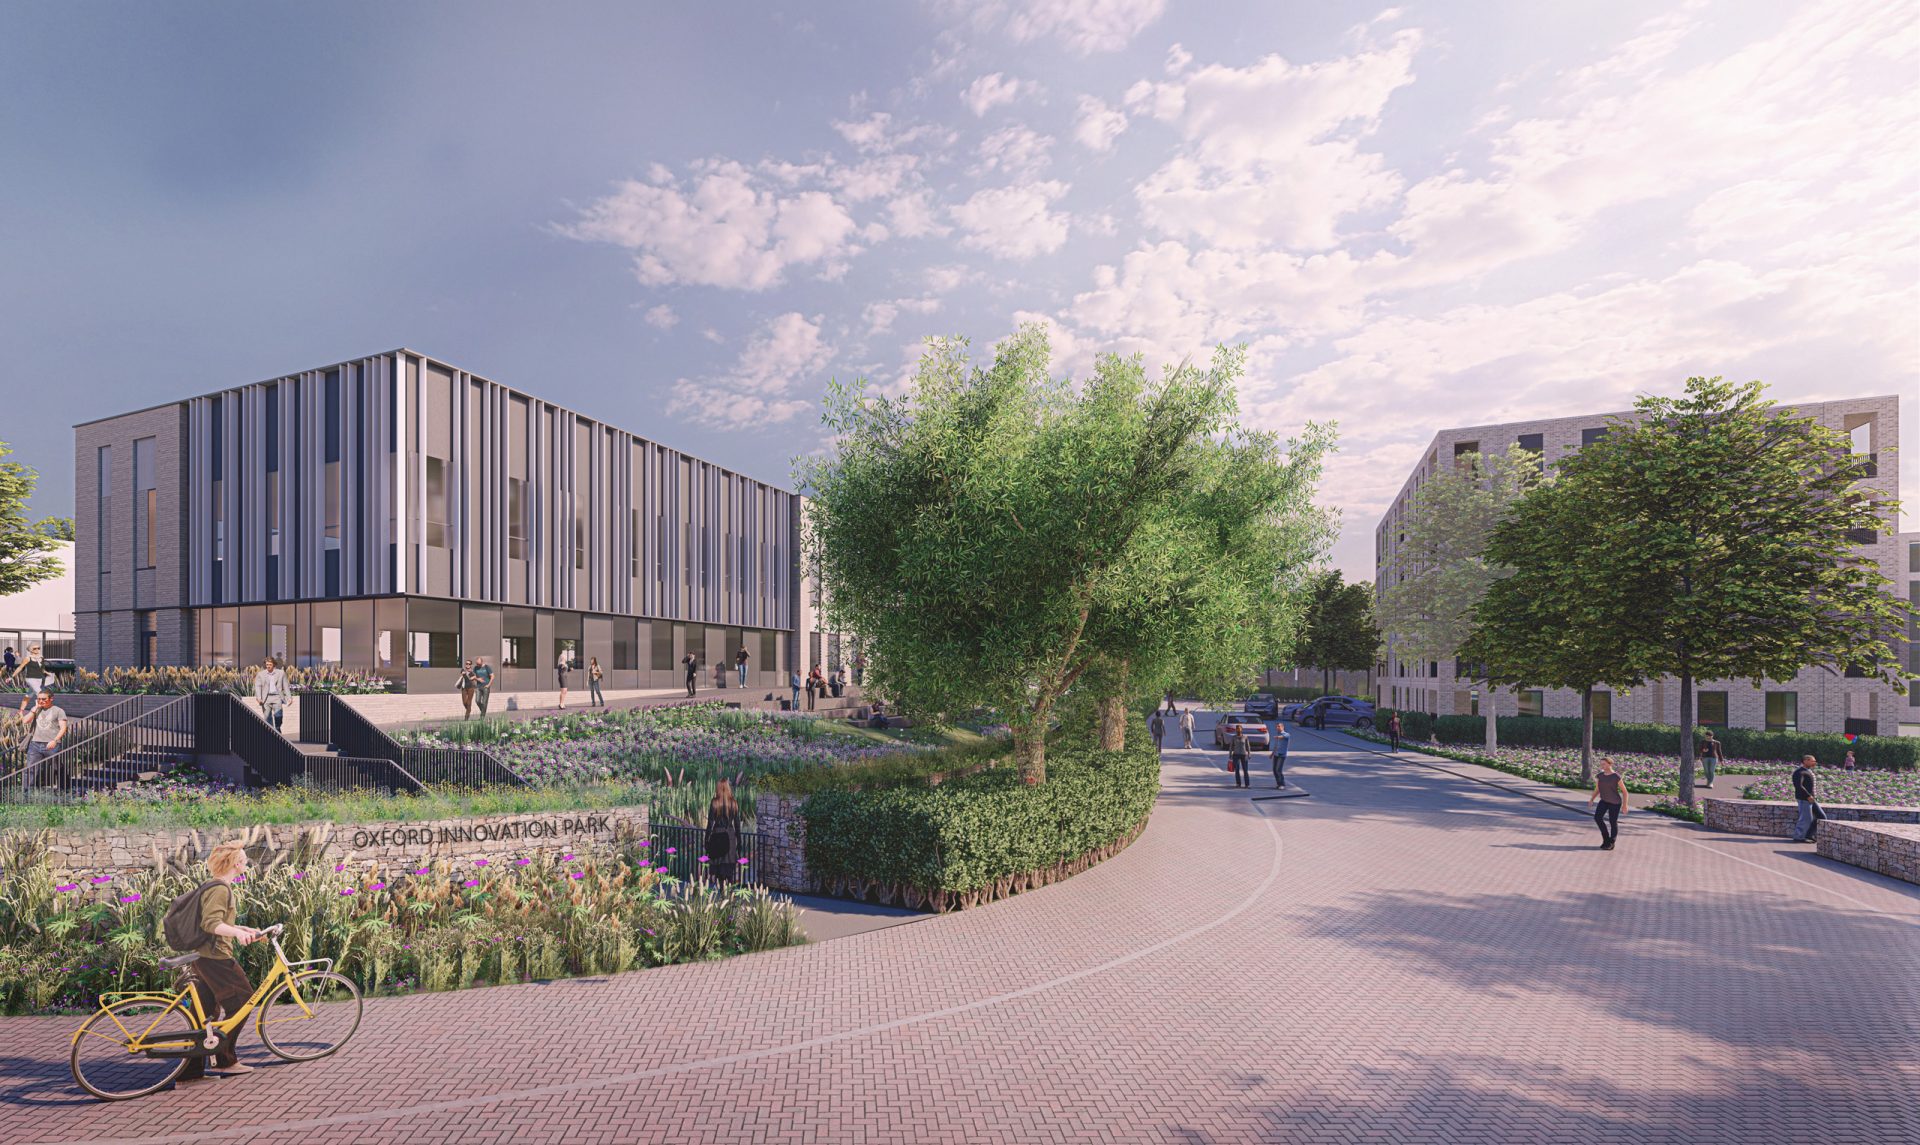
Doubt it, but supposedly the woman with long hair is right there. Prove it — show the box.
[705,778,743,883]
[587,657,605,708]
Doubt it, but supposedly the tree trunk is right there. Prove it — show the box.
[1012,725,1048,786]
[1096,659,1130,751]
[1579,685,1594,787]
[1483,679,1498,752]
[1321,665,1330,695]
[1678,668,1696,807]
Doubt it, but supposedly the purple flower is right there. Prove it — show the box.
[55,883,78,892]
[513,858,531,866]
[291,872,306,880]
[634,841,649,848]
[233,873,246,882]
[474,859,489,867]
[414,867,431,875]
[334,863,346,872]
[119,894,141,903]
[463,879,479,887]
[369,882,387,891]
[698,855,710,863]
[90,876,112,885]
[569,872,585,880]
[340,888,356,896]
[738,858,750,865]
[561,853,576,861]
[665,847,678,855]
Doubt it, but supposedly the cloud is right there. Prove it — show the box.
[974,124,1055,176]
[1164,42,1192,74]
[862,296,943,335]
[951,181,1072,260]
[965,0,1168,55]
[1072,95,1129,152]
[670,312,834,429]
[641,304,678,330]
[962,72,1035,116]
[886,190,952,239]
[559,160,862,291]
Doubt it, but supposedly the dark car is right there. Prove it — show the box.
[1243,694,1278,718]
[1305,697,1375,730]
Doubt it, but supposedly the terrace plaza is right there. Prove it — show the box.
[1,717,1913,1144]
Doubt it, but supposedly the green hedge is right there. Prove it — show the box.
[800,734,1160,902]
[1385,712,1918,769]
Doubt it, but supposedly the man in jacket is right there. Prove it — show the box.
[1790,755,1825,843]
[251,657,289,732]
[1178,707,1195,749]
[1228,727,1251,788]
[1271,721,1290,788]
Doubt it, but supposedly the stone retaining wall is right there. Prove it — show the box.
[1817,821,1920,886]
[756,792,811,893]
[1701,798,1920,837]
[19,806,648,880]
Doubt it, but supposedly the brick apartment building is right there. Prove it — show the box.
[1375,394,1919,739]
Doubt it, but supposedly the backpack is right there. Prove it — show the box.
[163,879,224,953]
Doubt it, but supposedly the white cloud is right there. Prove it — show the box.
[886,190,952,239]
[642,304,678,330]
[701,328,725,344]
[974,124,1055,176]
[1072,95,1129,152]
[951,181,1073,260]
[862,296,943,335]
[966,0,1168,55]
[962,72,1034,116]
[559,160,862,291]
[1164,42,1193,74]
[670,312,834,430]
[923,263,981,293]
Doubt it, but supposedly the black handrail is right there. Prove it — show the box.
[649,822,766,886]
[228,696,423,794]
[0,695,196,801]
[329,696,526,788]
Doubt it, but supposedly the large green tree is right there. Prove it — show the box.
[0,440,69,596]
[1548,377,1912,806]
[1295,570,1381,698]
[1461,473,1650,785]
[1376,443,1538,751]
[803,326,1306,783]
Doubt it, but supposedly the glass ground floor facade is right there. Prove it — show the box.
[189,597,796,694]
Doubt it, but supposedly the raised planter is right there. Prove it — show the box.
[1702,798,1920,837]
[1817,821,1920,885]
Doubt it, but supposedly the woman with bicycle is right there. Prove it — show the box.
[178,843,264,1082]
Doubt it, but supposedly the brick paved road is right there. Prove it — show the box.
[4,722,1916,1144]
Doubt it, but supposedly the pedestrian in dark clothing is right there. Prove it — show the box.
[1387,712,1402,752]
[1228,728,1251,788]
[705,779,743,883]
[555,655,570,709]
[714,661,728,691]
[788,670,801,711]
[1587,756,1627,849]
[1271,722,1290,787]
[1698,730,1723,788]
[1148,712,1165,752]
[455,659,478,719]
[807,665,824,710]
[472,658,494,715]
[1164,692,1176,715]
[682,652,698,698]
[1,647,14,680]
[588,657,605,707]
[1791,755,1825,843]
[736,647,750,689]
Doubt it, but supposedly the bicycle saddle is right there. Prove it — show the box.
[158,952,202,971]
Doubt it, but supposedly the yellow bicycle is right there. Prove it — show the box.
[69,924,362,1100]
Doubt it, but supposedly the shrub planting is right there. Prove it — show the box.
[16,664,391,696]
[1386,712,1919,770]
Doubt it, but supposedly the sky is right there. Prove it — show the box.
[1,0,1915,583]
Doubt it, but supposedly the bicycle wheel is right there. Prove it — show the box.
[70,998,198,1101]
[256,971,362,1061]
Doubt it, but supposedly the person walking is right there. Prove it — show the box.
[682,651,698,698]
[852,654,865,687]
[704,779,743,884]
[12,643,48,699]
[804,666,821,711]
[20,690,68,789]
[1164,692,1176,715]
[1271,720,1291,787]
[1698,729,1723,788]
[555,653,570,710]
[1587,756,1628,850]
[175,843,264,1083]
[251,657,288,733]
[1387,711,1402,753]
[587,657,605,708]
[1228,726,1251,788]
[455,659,478,719]
[472,657,494,717]
[735,646,750,689]
[1,646,15,683]
[1842,749,1857,770]
[1179,707,1195,749]
[1790,755,1825,843]
[1148,712,1165,753]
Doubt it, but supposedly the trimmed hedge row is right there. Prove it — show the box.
[1385,712,1919,770]
[800,734,1160,909]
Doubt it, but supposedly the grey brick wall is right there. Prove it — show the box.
[73,404,190,668]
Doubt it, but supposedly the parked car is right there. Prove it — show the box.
[1280,702,1311,723]
[1212,711,1271,751]
[1304,697,1374,730]
[1243,694,1278,718]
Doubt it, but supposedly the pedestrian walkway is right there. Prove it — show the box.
[2,732,1914,1144]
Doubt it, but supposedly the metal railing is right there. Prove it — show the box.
[0,695,196,801]
[648,822,766,886]
[226,695,422,795]
[329,696,526,788]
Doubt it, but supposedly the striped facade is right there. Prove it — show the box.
[76,349,810,694]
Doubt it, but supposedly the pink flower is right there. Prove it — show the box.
[665,847,677,855]
[569,872,585,880]
[414,867,430,875]
[463,879,479,887]
[635,841,649,848]
[55,883,78,892]
[291,872,306,880]
[738,858,750,865]
[234,874,246,882]
[119,894,141,903]
[369,882,387,891]
[340,888,356,896]
[698,855,710,863]
[513,858,531,866]
[89,876,112,885]
[334,863,346,872]
[561,854,576,861]
[474,859,489,867]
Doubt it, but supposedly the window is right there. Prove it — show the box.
[651,620,675,670]
[1910,542,1920,573]
[613,621,637,670]
[133,437,157,570]
[1765,691,1797,733]
[97,446,113,577]
[408,598,460,667]
[425,457,448,548]
[1581,427,1608,446]
[137,611,157,668]
[1845,527,1877,545]
[507,478,527,560]
[1453,441,1479,469]
[575,513,585,571]
[1429,661,1438,678]
[630,509,641,578]
[501,608,535,667]
[1591,691,1612,723]
[1517,690,1544,718]
[1697,691,1728,727]
[1516,433,1543,454]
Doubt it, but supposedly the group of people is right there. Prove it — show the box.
[783,664,846,711]
[4,644,68,785]
[1146,704,1292,790]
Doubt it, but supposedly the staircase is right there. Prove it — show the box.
[69,747,197,793]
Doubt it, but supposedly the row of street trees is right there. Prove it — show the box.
[1291,570,1380,697]
[1382,377,1913,806]
[799,327,1337,784]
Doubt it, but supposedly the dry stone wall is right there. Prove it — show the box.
[22,806,648,881]
[1701,798,1920,836]
[1816,821,1920,885]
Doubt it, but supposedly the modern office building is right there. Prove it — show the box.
[1375,394,1919,738]
[75,350,825,694]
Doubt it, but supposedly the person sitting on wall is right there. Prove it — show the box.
[867,697,888,729]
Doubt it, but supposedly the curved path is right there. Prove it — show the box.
[4,721,1917,1144]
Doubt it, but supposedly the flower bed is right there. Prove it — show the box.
[30,665,390,695]
[1387,712,1919,769]
[0,843,803,1015]
[1737,769,1920,807]
[1351,731,1789,795]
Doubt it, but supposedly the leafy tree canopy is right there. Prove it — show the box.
[0,440,67,597]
